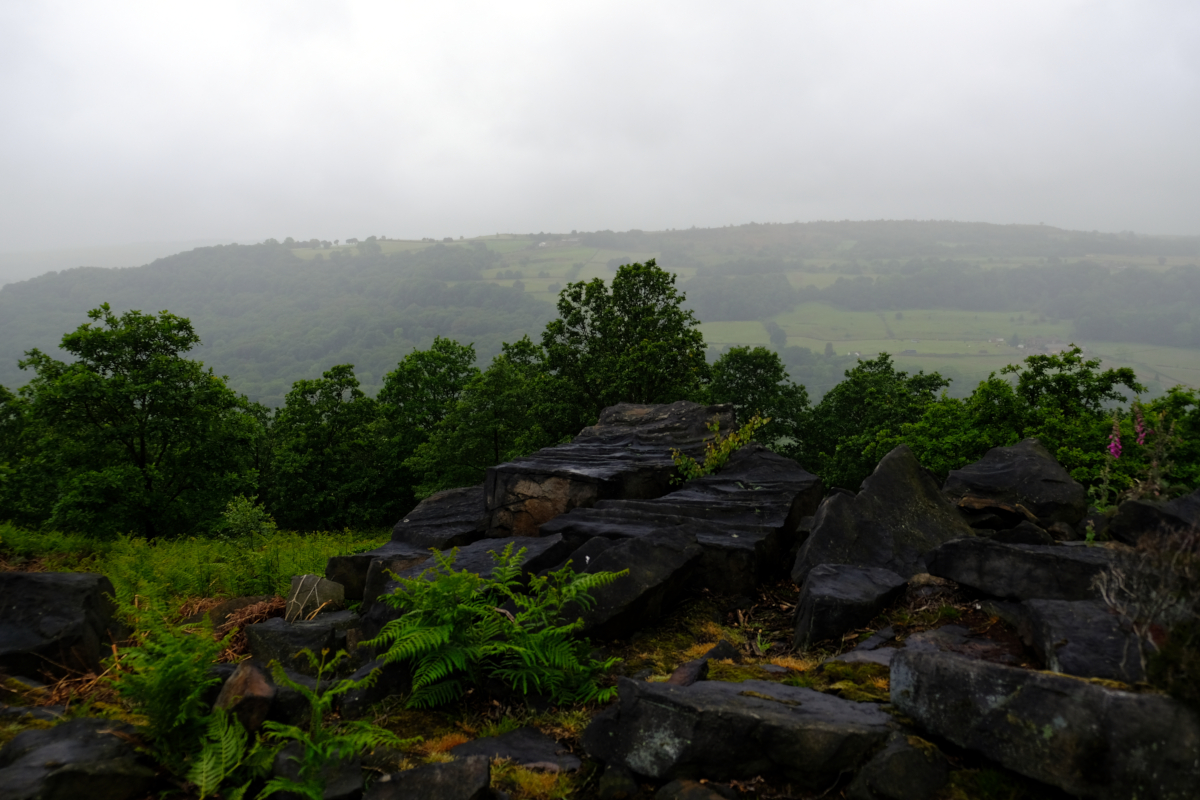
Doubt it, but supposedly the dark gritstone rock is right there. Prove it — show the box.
[357,542,433,608]
[655,779,735,800]
[449,726,581,772]
[1106,486,1200,546]
[486,401,734,538]
[793,565,907,648]
[846,732,950,800]
[984,521,1056,546]
[214,660,276,733]
[0,572,123,679]
[245,610,361,676]
[890,649,1200,800]
[1019,598,1144,683]
[943,438,1088,528]
[925,538,1117,601]
[540,444,823,595]
[273,741,361,800]
[359,535,575,641]
[285,574,345,621]
[582,677,892,786]
[0,718,157,800]
[792,445,974,585]
[364,755,491,800]
[563,530,703,640]
[665,658,709,686]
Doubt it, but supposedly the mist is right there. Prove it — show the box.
[2,1,1198,255]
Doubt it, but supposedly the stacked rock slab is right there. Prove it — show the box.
[486,401,734,538]
[942,438,1088,530]
[1106,485,1200,545]
[891,649,1200,799]
[540,443,823,594]
[791,445,974,585]
[925,538,1117,601]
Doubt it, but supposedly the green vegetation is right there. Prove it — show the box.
[671,415,770,482]
[366,544,626,708]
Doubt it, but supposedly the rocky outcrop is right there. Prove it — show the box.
[1018,598,1144,683]
[925,538,1117,601]
[1106,485,1200,545]
[0,572,123,679]
[890,649,1200,800]
[943,438,1088,528]
[792,446,974,584]
[583,677,893,787]
[541,443,823,594]
[560,530,703,640]
[0,718,157,800]
[486,402,734,538]
[793,565,907,649]
[245,610,361,676]
[449,726,581,772]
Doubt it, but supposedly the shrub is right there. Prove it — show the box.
[671,414,768,482]
[366,544,625,708]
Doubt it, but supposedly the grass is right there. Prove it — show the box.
[0,522,386,608]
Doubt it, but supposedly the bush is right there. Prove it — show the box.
[366,543,625,708]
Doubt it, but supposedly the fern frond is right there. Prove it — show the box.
[406,678,463,709]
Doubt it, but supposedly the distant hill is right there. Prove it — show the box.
[2,221,1198,405]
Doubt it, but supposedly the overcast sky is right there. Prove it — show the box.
[1,1,1197,254]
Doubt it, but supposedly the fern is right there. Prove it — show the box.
[259,649,420,800]
[364,543,627,708]
[187,708,274,800]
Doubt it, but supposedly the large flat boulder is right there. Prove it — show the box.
[793,565,907,649]
[359,535,575,641]
[943,438,1087,528]
[925,538,1117,601]
[890,649,1200,800]
[541,444,823,594]
[245,610,361,676]
[486,402,734,538]
[582,677,892,787]
[0,718,157,800]
[1106,486,1200,546]
[0,572,122,679]
[1019,598,1144,683]
[792,446,974,585]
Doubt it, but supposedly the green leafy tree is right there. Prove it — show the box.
[542,260,708,431]
[798,353,949,488]
[704,346,809,456]
[6,305,260,538]
[403,337,557,497]
[269,364,385,530]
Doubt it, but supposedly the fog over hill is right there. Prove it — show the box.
[2,220,1198,407]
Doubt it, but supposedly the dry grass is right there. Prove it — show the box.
[215,596,285,661]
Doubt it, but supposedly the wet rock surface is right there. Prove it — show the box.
[449,726,582,772]
[1106,485,1200,545]
[0,717,157,800]
[364,755,491,800]
[943,438,1088,528]
[1018,598,1144,683]
[926,538,1117,601]
[891,649,1200,800]
[0,572,122,679]
[793,564,906,648]
[486,401,734,538]
[245,610,361,676]
[846,732,950,800]
[792,445,974,584]
[583,677,893,787]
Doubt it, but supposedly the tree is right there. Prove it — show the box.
[8,305,259,538]
[541,260,708,430]
[1001,346,1143,421]
[269,364,384,530]
[705,346,809,457]
[798,353,949,488]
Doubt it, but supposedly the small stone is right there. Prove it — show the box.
[213,660,276,732]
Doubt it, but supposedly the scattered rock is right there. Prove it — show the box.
[336,658,407,718]
[665,658,709,686]
[285,574,345,622]
[846,732,950,800]
[596,763,640,800]
[984,521,1055,546]
[1019,598,1144,682]
[486,401,734,538]
[925,538,1117,601]
[245,610,361,676]
[273,741,361,800]
[1106,486,1200,546]
[566,530,703,639]
[902,624,1028,667]
[824,627,897,667]
[792,445,974,585]
[358,543,435,609]
[890,649,1200,800]
[583,677,892,787]
[702,640,740,662]
[0,572,123,680]
[793,565,906,649]
[214,660,276,732]
[364,755,491,800]
[541,443,823,594]
[449,726,581,772]
[0,718,157,800]
[943,438,1088,528]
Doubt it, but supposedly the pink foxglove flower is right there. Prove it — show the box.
[1108,417,1122,459]
[1134,407,1147,446]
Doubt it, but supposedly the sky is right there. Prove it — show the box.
[1,1,1197,260]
